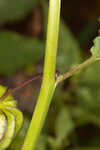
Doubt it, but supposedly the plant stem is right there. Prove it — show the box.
[56,57,96,85]
[21,0,61,150]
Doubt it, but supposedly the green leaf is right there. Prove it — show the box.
[0,31,44,75]
[57,21,81,73]
[75,87,100,126]
[79,61,100,101]
[36,135,48,150]
[75,63,100,126]
[0,0,38,24]
[76,87,95,110]
[90,36,100,59]
[80,61,100,84]
[55,107,74,142]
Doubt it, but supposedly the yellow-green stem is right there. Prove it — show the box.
[21,0,61,150]
[56,57,96,85]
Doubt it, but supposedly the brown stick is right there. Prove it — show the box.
[0,70,60,101]
[0,73,42,101]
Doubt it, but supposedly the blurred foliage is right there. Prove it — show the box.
[0,22,81,75]
[57,22,81,73]
[91,36,100,58]
[0,0,38,24]
[0,31,44,74]
[0,0,100,150]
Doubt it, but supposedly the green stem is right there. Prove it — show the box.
[21,0,61,150]
[56,57,96,85]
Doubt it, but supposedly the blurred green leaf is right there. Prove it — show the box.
[57,22,81,73]
[75,61,100,126]
[36,135,47,150]
[0,31,44,75]
[76,87,95,110]
[75,87,100,126]
[0,23,81,75]
[37,135,58,150]
[55,107,74,142]
[90,36,100,59]
[80,61,100,84]
[0,0,38,24]
[79,61,100,102]
[0,3,82,75]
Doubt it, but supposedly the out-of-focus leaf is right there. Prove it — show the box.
[0,24,81,75]
[0,0,38,24]
[75,62,100,126]
[57,22,81,73]
[0,3,81,75]
[67,106,91,126]
[36,135,49,150]
[79,60,100,104]
[37,135,59,150]
[90,36,100,58]
[75,87,100,126]
[80,61,100,84]
[0,31,44,75]
[76,87,95,110]
[55,107,74,142]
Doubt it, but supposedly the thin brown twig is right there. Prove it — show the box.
[0,69,60,101]
[0,73,42,101]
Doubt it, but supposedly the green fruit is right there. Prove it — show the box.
[0,109,16,150]
[0,111,7,141]
[5,107,23,136]
[0,86,23,150]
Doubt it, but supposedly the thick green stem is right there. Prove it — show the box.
[56,57,96,85]
[21,0,61,150]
